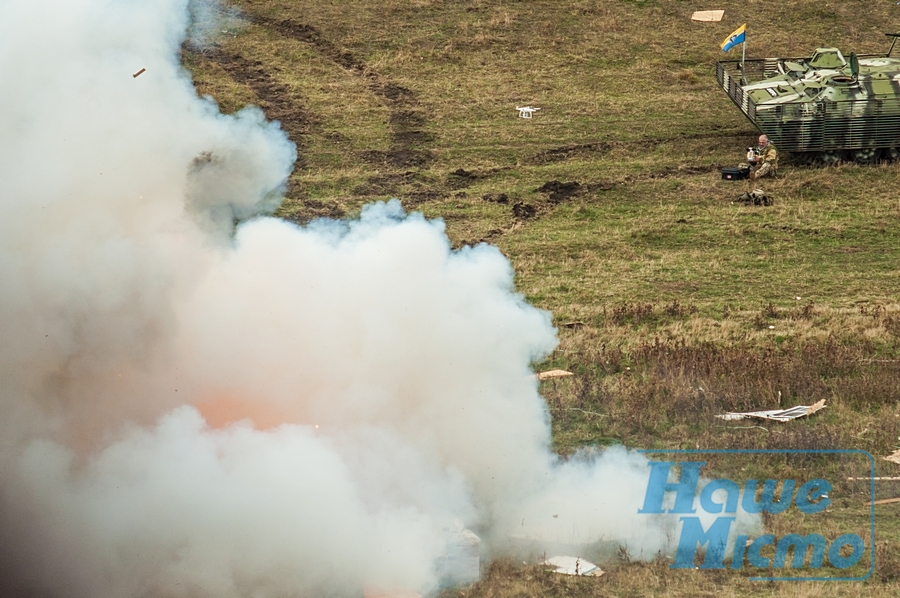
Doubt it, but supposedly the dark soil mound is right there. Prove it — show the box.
[537,180,581,202]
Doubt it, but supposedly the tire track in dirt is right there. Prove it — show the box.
[185,44,312,169]
[248,15,433,169]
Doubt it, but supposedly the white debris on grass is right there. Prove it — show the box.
[542,556,604,577]
[437,525,481,586]
[884,449,900,465]
[717,399,827,422]
[536,369,573,381]
[690,10,724,22]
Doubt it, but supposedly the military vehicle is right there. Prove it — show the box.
[716,33,900,163]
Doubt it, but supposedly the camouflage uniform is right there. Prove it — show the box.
[735,140,777,205]
[750,142,778,180]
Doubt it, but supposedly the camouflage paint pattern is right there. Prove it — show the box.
[717,36,900,161]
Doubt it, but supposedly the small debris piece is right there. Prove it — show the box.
[717,399,826,422]
[543,556,604,577]
[132,67,146,78]
[848,477,900,481]
[537,369,574,380]
[884,449,900,465]
[691,10,725,22]
[868,497,900,506]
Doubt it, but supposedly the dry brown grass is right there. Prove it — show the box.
[446,557,893,598]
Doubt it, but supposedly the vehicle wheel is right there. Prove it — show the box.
[852,148,877,164]
[819,150,844,165]
[886,147,900,162]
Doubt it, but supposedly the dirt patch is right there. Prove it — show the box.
[512,202,537,219]
[446,168,478,189]
[380,84,417,103]
[390,110,426,128]
[451,168,477,179]
[350,170,445,204]
[482,193,508,204]
[403,190,443,205]
[537,180,581,203]
[392,130,434,144]
[351,171,419,196]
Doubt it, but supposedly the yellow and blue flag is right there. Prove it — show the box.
[721,24,746,52]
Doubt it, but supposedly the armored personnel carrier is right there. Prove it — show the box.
[716,34,900,163]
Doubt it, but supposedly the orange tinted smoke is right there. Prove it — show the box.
[195,395,295,430]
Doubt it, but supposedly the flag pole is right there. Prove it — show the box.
[741,34,747,85]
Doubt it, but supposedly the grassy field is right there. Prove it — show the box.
[184,0,900,594]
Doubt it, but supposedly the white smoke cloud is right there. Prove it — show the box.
[0,1,758,596]
[186,0,243,48]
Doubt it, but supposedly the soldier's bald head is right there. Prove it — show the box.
[759,134,769,146]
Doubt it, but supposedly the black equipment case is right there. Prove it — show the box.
[721,167,750,181]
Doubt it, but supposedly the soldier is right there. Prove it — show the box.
[734,135,777,205]
[748,134,778,180]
